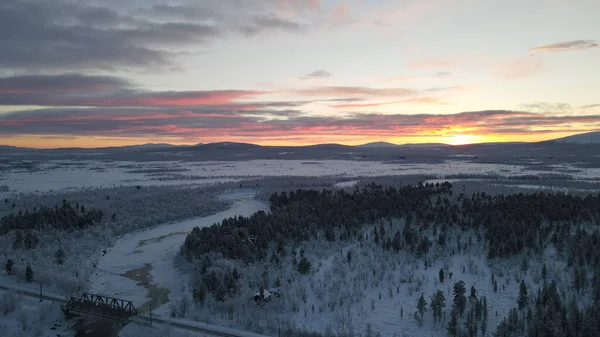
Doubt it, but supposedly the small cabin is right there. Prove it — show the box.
[252,288,281,304]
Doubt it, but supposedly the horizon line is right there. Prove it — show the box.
[2,133,595,151]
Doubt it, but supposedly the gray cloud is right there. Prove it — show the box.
[582,104,600,109]
[300,70,333,80]
[529,40,598,53]
[0,74,131,93]
[520,102,572,113]
[0,74,441,106]
[0,0,317,71]
[0,73,270,106]
[240,15,307,36]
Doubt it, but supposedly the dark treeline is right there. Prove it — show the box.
[1,199,103,246]
[182,182,453,264]
[182,183,600,265]
[465,191,599,259]
[492,275,600,337]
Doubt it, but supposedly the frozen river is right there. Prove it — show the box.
[89,190,267,315]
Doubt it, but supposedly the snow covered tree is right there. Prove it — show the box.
[325,227,336,242]
[448,306,458,337]
[55,248,66,265]
[453,280,467,317]
[417,293,427,318]
[5,259,14,275]
[517,280,528,311]
[297,257,311,275]
[430,290,446,324]
[466,309,478,337]
[25,265,33,282]
[439,268,445,283]
[573,266,586,293]
[13,230,23,249]
[470,285,477,302]
[193,284,206,307]
[541,263,547,282]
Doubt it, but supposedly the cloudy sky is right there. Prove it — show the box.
[0,0,599,148]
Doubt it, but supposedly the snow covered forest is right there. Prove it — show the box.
[0,184,230,295]
[177,183,600,336]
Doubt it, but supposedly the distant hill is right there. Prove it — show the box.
[197,142,263,150]
[549,131,600,144]
[125,143,176,149]
[399,143,449,148]
[1,133,600,163]
[358,142,451,148]
[357,142,400,148]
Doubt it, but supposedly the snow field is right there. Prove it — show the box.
[2,159,599,194]
[0,289,72,337]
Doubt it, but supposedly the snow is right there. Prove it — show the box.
[2,159,599,194]
[118,316,271,337]
[0,279,67,303]
[334,180,359,188]
[0,289,73,337]
[89,191,267,314]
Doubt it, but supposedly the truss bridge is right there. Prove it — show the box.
[61,292,148,325]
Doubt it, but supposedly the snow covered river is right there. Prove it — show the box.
[89,190,267,315]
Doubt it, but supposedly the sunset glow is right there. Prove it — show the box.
[0,0,599,148]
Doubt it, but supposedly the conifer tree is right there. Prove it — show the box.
[25,265,33,282]
[55,247,66,265]
[453,280,467,317]
[4,259,14,275]
[448,306,458,337]
[417,293,427,318]
[518,280,528,311]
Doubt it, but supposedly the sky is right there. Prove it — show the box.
[0,0,599,148]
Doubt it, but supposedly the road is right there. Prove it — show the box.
[0,283,270,337]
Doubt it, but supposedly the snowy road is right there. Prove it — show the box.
[89,189,267,315]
